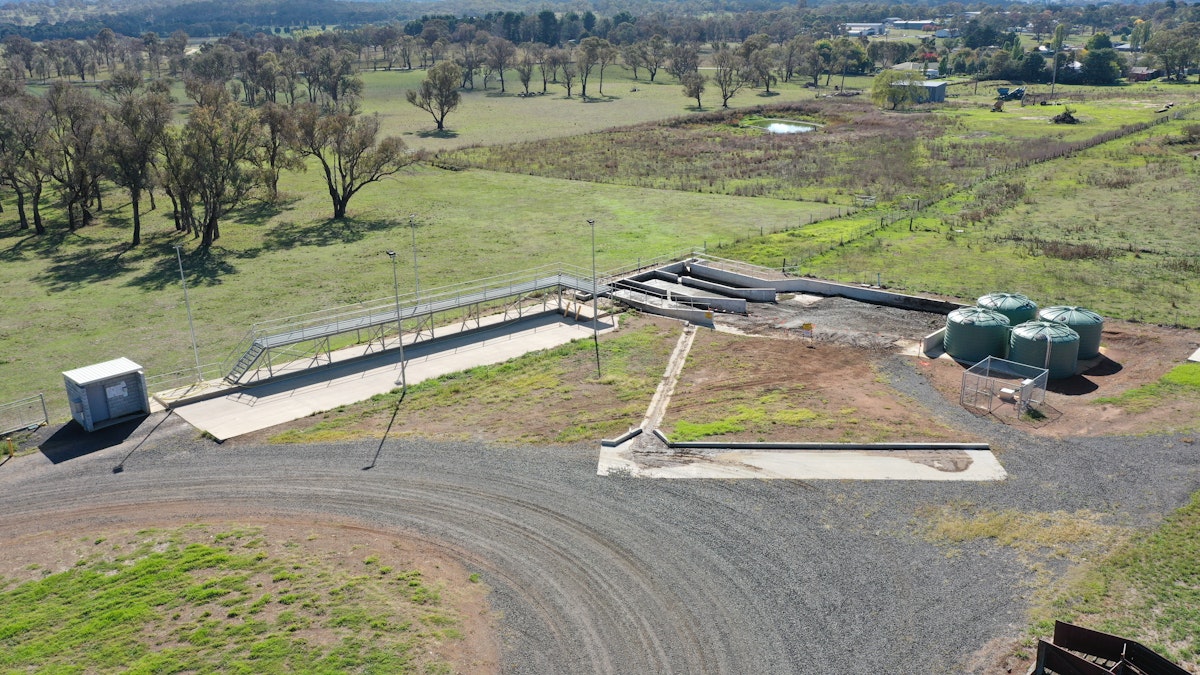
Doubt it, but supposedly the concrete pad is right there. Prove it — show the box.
[1189,347,1200,363]
[597,443,1006,481]
[175,313,613,441]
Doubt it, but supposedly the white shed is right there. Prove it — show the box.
[63,357,151,432]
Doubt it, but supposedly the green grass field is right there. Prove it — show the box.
[0,525,473,673]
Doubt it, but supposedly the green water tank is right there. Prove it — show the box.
[1009,320,1080,379]
[1039,306,1104,360]
[977,292,1038,325]
[944,307,1011,363]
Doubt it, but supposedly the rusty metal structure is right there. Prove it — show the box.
[1033,621,1189,675]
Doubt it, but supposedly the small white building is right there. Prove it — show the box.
[63,357,151,432]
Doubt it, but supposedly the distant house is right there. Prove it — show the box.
[894,80,948,103]
[893,61,940,78]
[1128,66,1161,81]
[891,19,936,30]
[934,28,959,38]
[845,23,887,36]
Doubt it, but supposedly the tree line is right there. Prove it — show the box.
[0,39,416,249]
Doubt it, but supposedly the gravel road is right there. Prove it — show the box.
[2,383,1198,673]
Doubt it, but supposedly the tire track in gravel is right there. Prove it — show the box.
[7,415,1196,673]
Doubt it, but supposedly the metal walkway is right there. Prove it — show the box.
[223,265,611,384]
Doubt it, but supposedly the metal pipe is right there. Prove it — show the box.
[174,245,202,382]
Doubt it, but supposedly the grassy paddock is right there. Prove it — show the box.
[0,525,475,673]
[717,110,1200,327]
[2,163,821,417]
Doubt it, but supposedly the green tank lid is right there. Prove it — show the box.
[1009,320,1080,379]
[977,292,1038,325]
[1039,306,1104,359]
[944,307,1011,363]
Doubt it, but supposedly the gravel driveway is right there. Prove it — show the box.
[2,376,1198,673]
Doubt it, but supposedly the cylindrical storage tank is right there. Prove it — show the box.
[1009,321,1080,379]
[944,307,1011,363]
[1039,306,1104,360]
[977,292,1038,325]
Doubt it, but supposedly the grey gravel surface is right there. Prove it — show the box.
[2,386,1198,674]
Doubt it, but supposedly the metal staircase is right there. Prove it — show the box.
[224,341,265,384]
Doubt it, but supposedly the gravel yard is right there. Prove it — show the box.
[2,402,1198,673]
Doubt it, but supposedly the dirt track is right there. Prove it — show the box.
[3,400,1198,673]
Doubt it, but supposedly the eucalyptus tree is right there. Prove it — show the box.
[176,88,264,247]
[292,103,417,220]
[485,36,516,92]
[0,93,52,234]
[104,85,172,245]
[711,47,746,108]
[406,60,462,130]
[44,81,105,230]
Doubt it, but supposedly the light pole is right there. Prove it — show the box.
[386,251,407,393]
[409,214,420,303]
[588,219,601,378]
[174,245,202,382]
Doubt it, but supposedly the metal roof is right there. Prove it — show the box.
[62,357,144,385]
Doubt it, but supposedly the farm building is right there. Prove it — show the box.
[845,23,887,36]
[1128,66,1162,81]
[893,61,941,78]
[894,80,948,103]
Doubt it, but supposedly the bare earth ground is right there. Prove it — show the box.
[0,511,499,674]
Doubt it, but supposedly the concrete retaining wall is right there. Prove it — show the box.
[614,293,714,324]
[680,276,776,302]
[922,327,946,356]
[601,427,644,447]
[665,439,990,451]
[614,279,747,314]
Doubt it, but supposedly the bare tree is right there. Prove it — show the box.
[292,104,418,220]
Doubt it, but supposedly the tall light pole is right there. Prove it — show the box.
[409,214,420,303]
[386,251,407,393]
[588,219,601,378]
[174,245,202,382]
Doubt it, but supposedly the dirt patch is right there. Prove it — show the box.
[0,512,499,674]
[663,328,973,443]
[917,319,1200,436]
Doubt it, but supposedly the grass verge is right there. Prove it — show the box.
[1094,362,1200,415]
[0,525,477,674]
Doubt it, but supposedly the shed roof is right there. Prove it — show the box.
[63,357,144,385]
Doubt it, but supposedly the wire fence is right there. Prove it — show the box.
[0,394,48,437]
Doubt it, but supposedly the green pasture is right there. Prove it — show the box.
[717,110,1200,327]
[1034,489,1200,670]
[0,161,826,418]
[0,525,466,673]
[360,66,835,153]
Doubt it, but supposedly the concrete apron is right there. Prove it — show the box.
[598,323,1007,482]
[174,308,615,441]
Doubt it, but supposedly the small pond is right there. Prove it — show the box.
[744,118,818,134]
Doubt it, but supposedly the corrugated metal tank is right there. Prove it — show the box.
[944,307,1011,363]
[1009,321,1080,379]
[1039,306,1104,360]
[977,292,1038,325]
